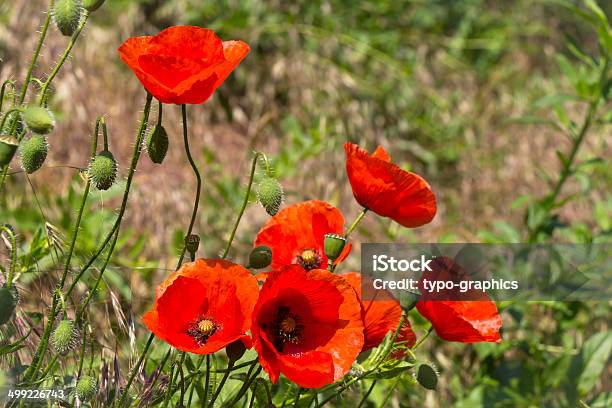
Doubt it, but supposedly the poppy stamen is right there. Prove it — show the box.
[272,306,304,351]
[187,318,218,346]
[295,248,322,271]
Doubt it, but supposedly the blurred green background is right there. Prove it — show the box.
[0,0,610,406]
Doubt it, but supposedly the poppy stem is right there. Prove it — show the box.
[222,151,263,259]
[176,104,202,269]
[208,359,234,406]
[345,207,368,238]
[413,325,434,350]
[357,379,377,408]
[118,332,155,407]
[203,355,212,407]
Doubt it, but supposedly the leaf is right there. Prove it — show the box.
[568,331,612,397]
[0,330,31,355]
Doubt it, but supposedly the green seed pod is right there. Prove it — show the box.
[147,125,169,164]
[0,286,17,326]
[323,233,347,262]
[0,136,19,167]
[83,0,105,12]
[75,375,97,401]
[88,150,117,190]
[20,135,48,174]
[415,363,438,390]
[53,0,83,36]
[185,234,200,256]
[51,319,78,354]
[23,106,55,135]
[226,340,247,363]
[248,245,272,269]
[257,176,283,216]
[1,111,24,135]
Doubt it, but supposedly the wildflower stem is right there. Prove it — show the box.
[0,225,17,288]
[176,104,202,268]
[345,207,368,238]
[38,12,90,105]
[208,359,234,407]
[118,332,154,408]
[357,380,377,408]
[0,80,16,113]
[412,325,433,350]
[227,363,262,407]
[204,355,212,407]
[222,151,262,259]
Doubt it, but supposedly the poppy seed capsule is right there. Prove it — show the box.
[185,234,200,255]
[0,136,19,167]
[20,135,48,174]
[51,319,78,354]
[257,176,283,216]
[53,0,83,37]
[23,106,55,134]
[0,286,17,326]
[415,363,438,390]
[323,233,347,262]
[248,245,272,269]
[88,150,117,190]
[147,125,169,164]
[75,375,97,401]
[83,0,105,12]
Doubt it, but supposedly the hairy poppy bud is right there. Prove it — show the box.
[257,176,283,216]
[51,319,78,354]
[0,286,17,326]
[20,135,48,174]
[75,375,97,401]
[0,136,19,167]
[88,150,117,190]
[185,234,200,258]
[147,125,169,164]
[323,233,347,262]
[248,245,272,269]
[23,106,55,135]
[1,111,24,135]
[83,0,105,12]
[226,340,246,363]
[415,363,438,390]
[53,0,83,36]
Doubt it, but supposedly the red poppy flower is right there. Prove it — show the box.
[344,143,437,228]
[416,257,502,343]
[118,26,249,104]
[254,200,351,271]
[342,272,416,351]
[143,259,259,353]
[252,266,364,388]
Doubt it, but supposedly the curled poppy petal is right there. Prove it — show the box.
[342,272,416,351]
[252,266,364,388]
[143,259,259,354]
[416,257,502,343]
[254,200,351,271]
[344,143,437,228]
[118,26,249,105]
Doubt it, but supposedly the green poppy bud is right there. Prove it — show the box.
[226,340,247,363]
[20,135,48,174]
[51,319,78,354]
[415,363,438,390]
[257,176,283,216]
[0,136,19,167]
[83,0,105,12]
[88,150,117,190]
[147,125,169,164]
[0,286,17,326]
[75,375,97,401]
[23,106,55,135]
[53,0,83,36]
[323,233,347,262]
[248,245,272,269]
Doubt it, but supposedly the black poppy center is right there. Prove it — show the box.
[270,306,304,351]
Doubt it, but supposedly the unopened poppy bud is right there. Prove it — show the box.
[20,135,48,174]
[257,176,283,216]
[323,233,346,262]
[0,136,19,167]
[23,106,55,134]
[51,319,78,355]
[226,340,246,363]
[185,234,200,257]
[147,125,169,164]
[0,286,17,326]
[53,0,83,36]
[88,150,117,190]
[83,0,105,12]
[75,375,97,401]
[248,245,272,269]
[415,362,438,390]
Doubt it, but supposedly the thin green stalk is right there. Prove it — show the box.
[379,377,400,407]
[208,359,234,407]
[19,0,54,104]
[293,388,303,407]
[222,152,262,259]
[357,380,377,408]
[117,332,155,408]
[0,225,17,288]
[0,108,22,131]
[227,364,262,407]
[345,208,368,238]
[0,80,16,113]
[38,12,90,105]
[413,325,433,350]
[176,104,202,268]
